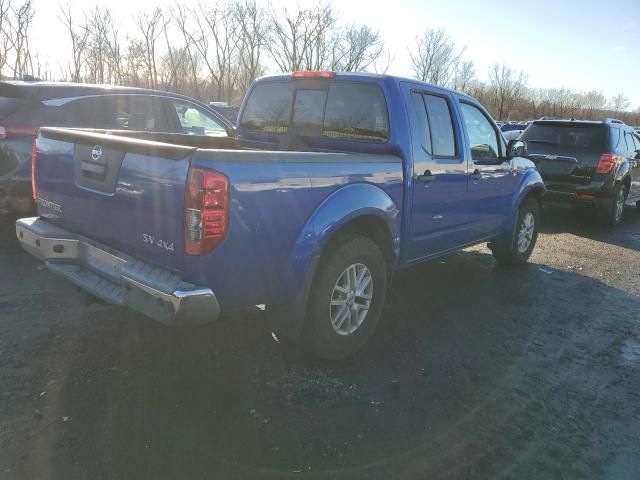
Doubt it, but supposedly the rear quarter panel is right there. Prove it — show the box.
[185,152,403,310]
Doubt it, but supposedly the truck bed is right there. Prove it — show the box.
[31,127,404,311]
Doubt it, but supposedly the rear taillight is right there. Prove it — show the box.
[31,138,37,200]
[0,124,39,139]
[184,167,229,255]
[596,153,617,174]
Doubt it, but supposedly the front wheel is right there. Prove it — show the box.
[303,235,387,360]
[490,197,540,266]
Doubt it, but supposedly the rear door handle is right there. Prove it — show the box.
[470,169,482,180]
[417,170,435,182]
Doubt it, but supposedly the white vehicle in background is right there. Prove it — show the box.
[503,129,525,142]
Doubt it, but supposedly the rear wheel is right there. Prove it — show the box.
[491,197,540,266]
[597,184,626,226]
[303,235,387,360]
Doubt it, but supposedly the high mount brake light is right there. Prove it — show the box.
[184,167,229,255]
[291,71,335,79]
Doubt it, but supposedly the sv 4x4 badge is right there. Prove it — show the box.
[142,233,175,252]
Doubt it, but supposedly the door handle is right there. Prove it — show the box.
[470,169,482,180]
[417,170,435,182]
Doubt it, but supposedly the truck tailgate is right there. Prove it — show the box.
[34,128,194,274]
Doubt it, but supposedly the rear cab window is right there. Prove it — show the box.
[240,80,389,143]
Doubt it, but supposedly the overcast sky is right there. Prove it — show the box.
[29,0,640,109]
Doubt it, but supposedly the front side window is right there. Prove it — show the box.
[460,103,500,160]
[171,101,227,137]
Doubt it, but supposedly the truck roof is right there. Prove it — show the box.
[254,72,477,102]
[0,80,199,103]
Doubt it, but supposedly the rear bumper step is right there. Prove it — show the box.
[15,217,220,326]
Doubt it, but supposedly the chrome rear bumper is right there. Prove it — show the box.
[15,217,220,326]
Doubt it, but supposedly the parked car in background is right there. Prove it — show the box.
[17,71,544,360]
[520,118,640,225]
[0,81,233,216]
[209,101,240,124]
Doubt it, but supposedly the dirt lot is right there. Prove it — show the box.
[1,207,639,480]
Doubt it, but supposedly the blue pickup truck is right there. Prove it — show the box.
[16,72,544,359]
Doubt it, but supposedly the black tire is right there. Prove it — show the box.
[491,197,540,266]
[302,235,387,360]
[597,183,626,226]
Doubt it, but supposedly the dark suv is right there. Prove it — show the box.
[0,81,234,216]
[520,118,640,225]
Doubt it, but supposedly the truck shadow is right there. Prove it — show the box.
[11,247,640,479]
[540,206,640,252]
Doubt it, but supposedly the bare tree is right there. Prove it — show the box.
[84,7,118,84]
[451,60,475,93]
[488,63,527,120]
[234,0,267,95]
[609,93,630,112]
[122,39,148,87]
[579,90,607,120]
[409,28,464,86]
[0,0,13,77]
[59,3,90,82]
[331,25,383,71]
[135,7,164,89]
[171,5,201,99]
[267,4,336,72]
[6,0,35,79]
[189,3,242,102]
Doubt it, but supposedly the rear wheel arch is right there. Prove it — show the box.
[319,214,396,276]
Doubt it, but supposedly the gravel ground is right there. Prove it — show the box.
[1,207,639,480]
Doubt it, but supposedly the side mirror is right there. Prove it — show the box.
[507,139,528,159]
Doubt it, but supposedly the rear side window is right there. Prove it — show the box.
[632,134,640,151]
[521,123,607,153]
[67,95,171,132]
[240,81,389,142]
[410,92,432,153]
[323,83,388,142]
[423,94,456,157]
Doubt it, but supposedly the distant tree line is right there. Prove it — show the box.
[1,0,638,124]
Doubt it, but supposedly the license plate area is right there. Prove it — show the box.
[74,144,125,193]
